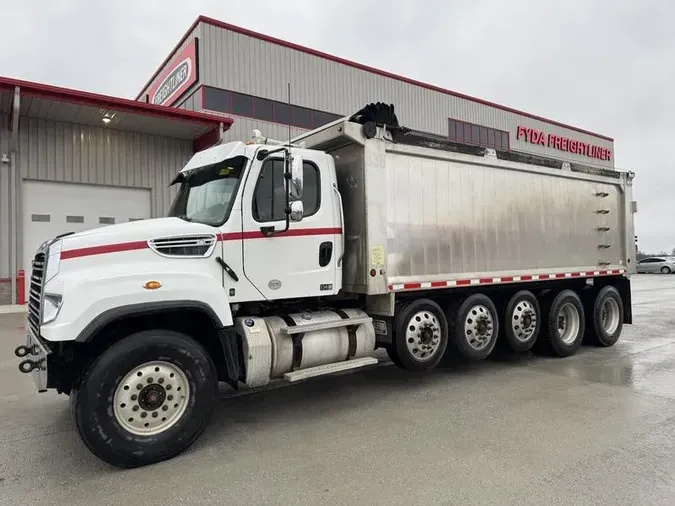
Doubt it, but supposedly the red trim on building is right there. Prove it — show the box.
[0,278,10,284]
[136,15,612,142]
[0,75,233,130]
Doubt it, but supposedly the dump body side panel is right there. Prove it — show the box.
[382,143,630,290]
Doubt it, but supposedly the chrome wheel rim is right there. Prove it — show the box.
[464,305,495,351]
[113,361,190,436]
[511,300,537,343]
[557,303,580,345]
[600,297,620,335]
[405,311,442,361]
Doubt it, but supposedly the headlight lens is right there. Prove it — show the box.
[42,294,63,324]
[45,240,62,283]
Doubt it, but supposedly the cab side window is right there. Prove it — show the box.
[253,158,320,222]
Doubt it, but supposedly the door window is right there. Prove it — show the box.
[252,158,320,222]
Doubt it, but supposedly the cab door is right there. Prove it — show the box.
[240,151,339,300]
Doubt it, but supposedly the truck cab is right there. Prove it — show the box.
[166,137,344,303]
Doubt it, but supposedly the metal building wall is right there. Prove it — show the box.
[195,22,614,168]
[0,116,193,303]
[18,117,193,216]
[0,113,12,302]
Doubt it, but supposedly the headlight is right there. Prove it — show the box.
[45,240,62,283]
[42,293,63,324]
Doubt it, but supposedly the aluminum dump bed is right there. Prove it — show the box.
[295,119,636,296]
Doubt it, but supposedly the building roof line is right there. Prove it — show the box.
[0,75,233,129]
[136,15,613,143]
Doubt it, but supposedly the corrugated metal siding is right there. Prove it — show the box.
[137,24,203,101]
[0,115,11,279]
[18,118,193,218]
[198,22,614,168]
[175,86,202,112]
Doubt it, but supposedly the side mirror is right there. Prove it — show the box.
[289,155,304,200]
[289,200,304,222]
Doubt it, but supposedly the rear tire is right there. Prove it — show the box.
[661,266,671,274]
[446,294,499,361]
[586,285,624,347]
[72,329,218,468]
[501,290,540,352]
[536,290,585,357]
[389,298,449,372]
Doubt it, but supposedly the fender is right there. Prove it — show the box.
[75,300,224,342]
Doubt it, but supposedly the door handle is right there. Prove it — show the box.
[319,242,333,267]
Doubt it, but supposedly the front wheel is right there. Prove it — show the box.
[71,329,218,468]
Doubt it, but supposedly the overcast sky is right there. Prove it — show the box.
[1,0,673,253]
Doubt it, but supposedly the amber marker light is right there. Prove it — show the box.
[143,280,162,290]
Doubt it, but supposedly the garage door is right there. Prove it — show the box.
[23,181,152,293]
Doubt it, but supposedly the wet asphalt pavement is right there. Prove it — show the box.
[1,274,675,505]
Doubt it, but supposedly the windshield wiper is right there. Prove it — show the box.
[176,214,193,222]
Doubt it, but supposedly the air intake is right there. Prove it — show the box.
[149,234,217,258]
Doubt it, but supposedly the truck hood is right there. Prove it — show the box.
[59,217,221,253]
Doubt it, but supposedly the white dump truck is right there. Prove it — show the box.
[15,103,636,468]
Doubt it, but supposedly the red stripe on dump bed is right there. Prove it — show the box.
[60,227,342,260]
[388,269,627,292]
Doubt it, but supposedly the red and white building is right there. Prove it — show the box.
[0,14,616,305]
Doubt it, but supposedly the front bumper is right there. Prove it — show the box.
[15,329,50,393]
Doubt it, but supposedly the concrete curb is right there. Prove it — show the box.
[0,305,27,315]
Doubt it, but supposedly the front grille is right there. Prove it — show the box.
[27,251,46,337]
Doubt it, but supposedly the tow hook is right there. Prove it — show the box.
[18,358,45,374]
[14,345,35,358]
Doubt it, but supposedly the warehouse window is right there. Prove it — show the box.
[448,118,510,151]
[252,158,320,222]
[31,214,50,222]
[231,92,253,117]
[99,217,115,225]
[292,106,312,129]
[200,86,342,131]
[253,97,275,122]
[66,215,84,224]
[274,103,291,125]
[203,87,231,112]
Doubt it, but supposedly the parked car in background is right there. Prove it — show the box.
[636,257,675,274]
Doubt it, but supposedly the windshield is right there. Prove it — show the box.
[168,156,247,226]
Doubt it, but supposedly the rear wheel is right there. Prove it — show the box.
[501,290,540,352]
[586,285,624,347]
[71,329,218,468]
[388,298,449,372]
[536,290,585,357]
[446,294,499,361]
[661,266,671,274]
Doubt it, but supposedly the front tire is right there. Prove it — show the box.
[72,329,218,468]
[389,298,449,372]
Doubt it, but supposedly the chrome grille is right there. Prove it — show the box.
[27,251,46,337]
